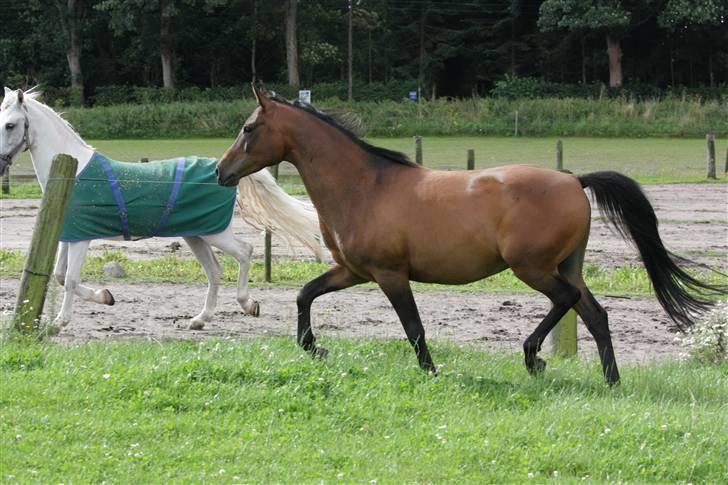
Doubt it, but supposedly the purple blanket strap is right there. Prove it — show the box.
[152,158,186,236]
[97,155,131,240]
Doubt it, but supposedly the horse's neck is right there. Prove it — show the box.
[26,101,94,190]
[285,122,383,222]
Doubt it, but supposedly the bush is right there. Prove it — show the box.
[56,95,728,139]
[491,76,728,101]
[680,301,728,364]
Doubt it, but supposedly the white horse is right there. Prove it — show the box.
[0,87,326,329]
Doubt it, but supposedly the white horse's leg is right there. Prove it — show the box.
[202,226,259,317]
[54,241,115,327]
[53,242,68,286]
[184,236,222,330]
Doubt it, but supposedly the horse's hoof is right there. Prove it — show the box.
[312,346,329,359]
[53,317,70,328]
[527,357,547,376]
[188,320,205,330]
[103,289,115,306]
[246,300,260,317]
[421,362,438,375]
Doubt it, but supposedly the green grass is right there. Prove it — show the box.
[4,136,727,199]
[2,249,726,297]
[1,338,726,482]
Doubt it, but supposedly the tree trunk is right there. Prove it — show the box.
[55,0,85,106]
[285,0,300,88]
[606,33,623,88]
[251,0,258,83]
[368,29,372,84]
[418,3,426,95]
[581,36,587,84]
[160,0,175,89]
[347,0,353,101]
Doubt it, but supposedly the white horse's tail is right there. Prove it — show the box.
[236,169,327,260]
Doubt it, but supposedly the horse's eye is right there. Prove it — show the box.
[5,123,14,130]
[243,124,255,134]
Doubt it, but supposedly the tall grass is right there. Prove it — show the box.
[61,96,728,139]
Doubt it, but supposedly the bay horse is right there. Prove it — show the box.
[0,87,326,329]
[216,85,724,384]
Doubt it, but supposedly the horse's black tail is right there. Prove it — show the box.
[579,171,726,330]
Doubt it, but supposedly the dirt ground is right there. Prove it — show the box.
[1,184,726,364]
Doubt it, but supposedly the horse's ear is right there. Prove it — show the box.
[4,87,11,97]
[251,83,271,112]
[16,89,24,104]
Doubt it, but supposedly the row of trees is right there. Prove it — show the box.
[2,1,726,104]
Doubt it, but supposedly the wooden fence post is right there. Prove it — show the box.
[556,140,563,171]
[706,134,716,179]
[14,154,78,334]
[549,147,577,357]
[467,149,475,170]
[264,163,280,283]
[514,110,519,137]
[2,168,9,195]
[724,145,728,175]
[415,136,423,165]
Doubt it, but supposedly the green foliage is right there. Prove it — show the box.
[490,76,727,100]
[50,97,728,139]
[539,0,631,33]
[1,338,727,482]
[659,0,724,28]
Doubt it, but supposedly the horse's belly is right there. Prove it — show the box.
[407,240,507,285]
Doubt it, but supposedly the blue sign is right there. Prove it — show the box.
[408,90,418,102]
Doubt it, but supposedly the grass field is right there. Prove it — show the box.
[1,338,726,482]
[2,249,726,297]
[4,136,726,200]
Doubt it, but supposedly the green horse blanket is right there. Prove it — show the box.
[60,152,236,242]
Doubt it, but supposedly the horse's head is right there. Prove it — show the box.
[0,88,31,177]
[216,84,287,186]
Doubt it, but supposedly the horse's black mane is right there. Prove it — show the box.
[269,94,417,167]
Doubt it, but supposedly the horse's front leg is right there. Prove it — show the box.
[296,265,364,358]
[54,241,114,327]
[184,236,222,329]
[53,242,69,286]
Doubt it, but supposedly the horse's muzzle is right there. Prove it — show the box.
[216,167,238,187]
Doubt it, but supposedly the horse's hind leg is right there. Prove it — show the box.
[511,265,581,375]
[184,236,222,330]
[572,289,620,385]
[558,245,620,384]
[201,227,259,317]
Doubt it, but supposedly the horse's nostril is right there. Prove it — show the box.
[215,167,219,177]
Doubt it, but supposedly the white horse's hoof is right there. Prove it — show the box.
[244,300,260,317]
[102,289,115,305]
[53,316,71,328]
[189,313,211,330]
